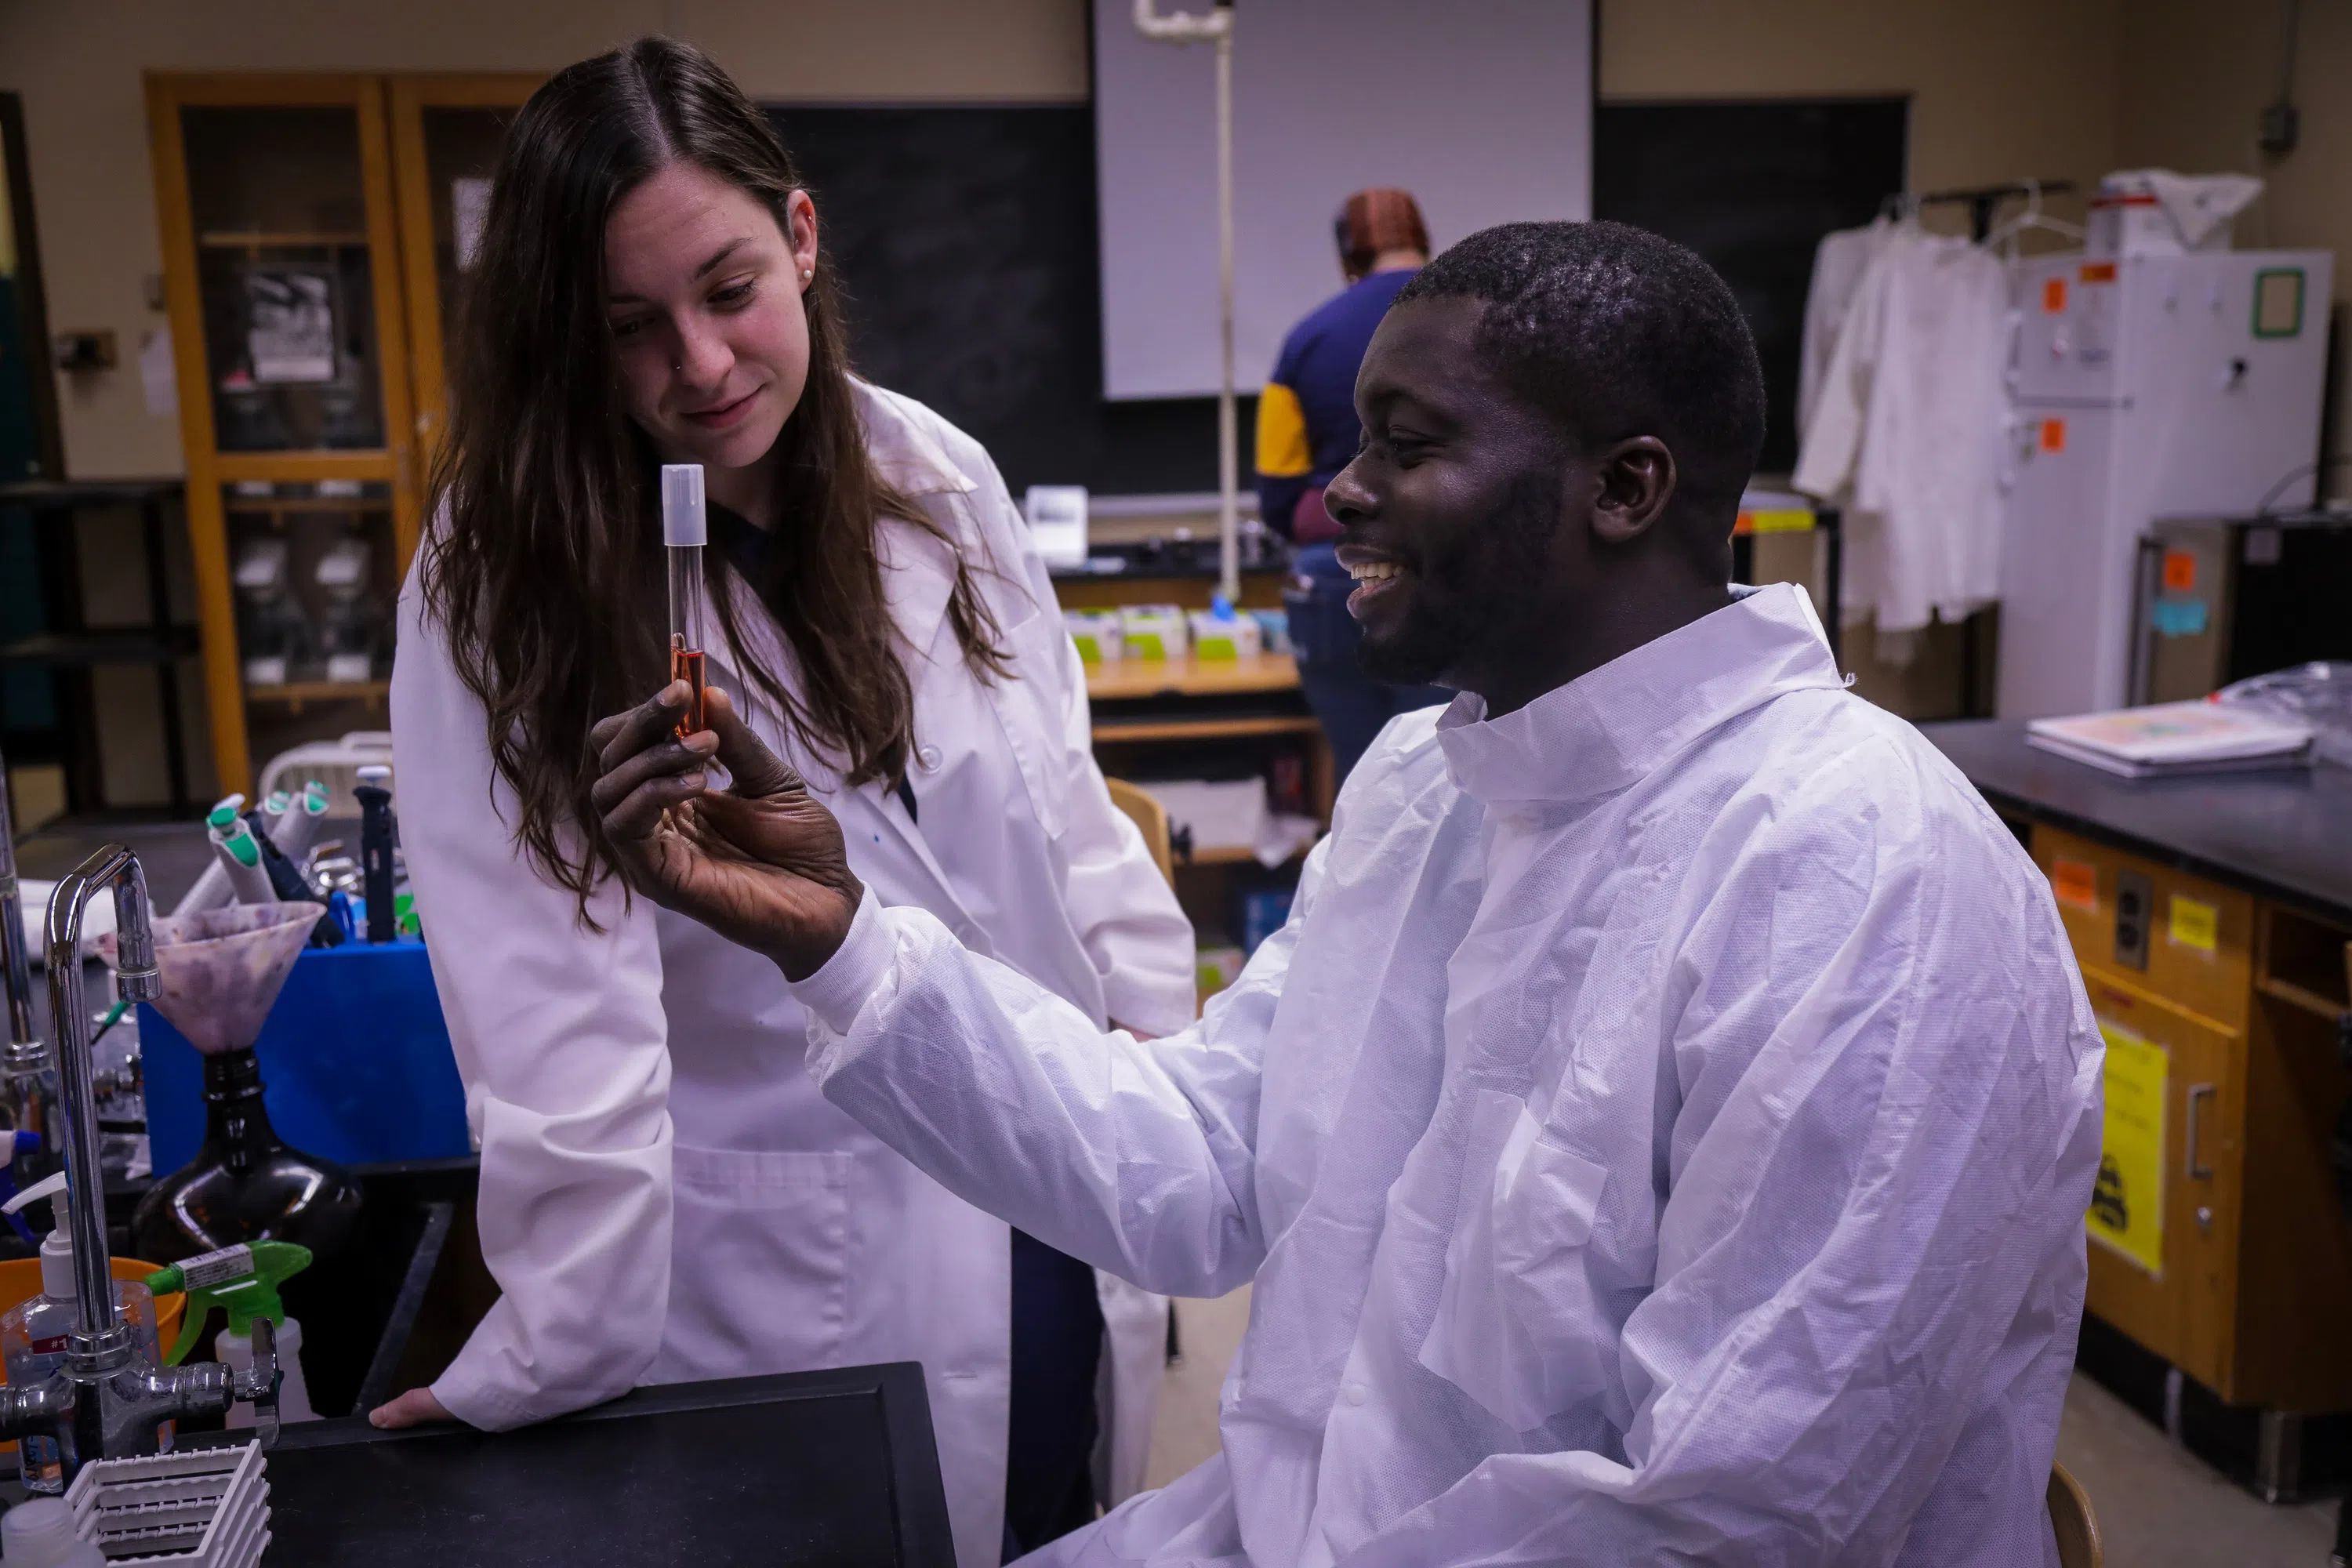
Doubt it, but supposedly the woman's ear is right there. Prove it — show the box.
[786,189,820,288]
[1590,437,1676,546]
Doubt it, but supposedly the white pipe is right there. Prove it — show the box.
[1214,26,1238,604]
[1134,0,1241,604]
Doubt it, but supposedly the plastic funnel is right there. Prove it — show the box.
[100,903,318,1055]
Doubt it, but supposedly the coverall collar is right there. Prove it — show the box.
[1435,581,1846,808]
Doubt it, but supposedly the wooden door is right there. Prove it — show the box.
[2078,971,2246,1392]
[147,74,416,794]
[387,73,541,529]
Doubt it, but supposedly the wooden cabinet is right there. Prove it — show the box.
[387,76,540,461]
[2032,824,2352,1414]
[2074,971,2243,1392]
[148,72,539,795]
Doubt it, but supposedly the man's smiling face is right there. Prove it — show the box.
[1323,295,1581,695]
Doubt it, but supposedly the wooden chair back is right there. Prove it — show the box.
[2048,1461,2102,1568]
[1105,779,1174,884]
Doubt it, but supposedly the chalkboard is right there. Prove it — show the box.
[770,104,1241,496]
[1595,99,1908,475]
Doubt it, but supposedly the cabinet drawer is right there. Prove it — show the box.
[2078,973,2245,1393]
[2033,827,2252,1032]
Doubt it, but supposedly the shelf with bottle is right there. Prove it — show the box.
[180,103,386,455]
[224,485,396,720]
[223,478,394,516]
[197,231,371,249]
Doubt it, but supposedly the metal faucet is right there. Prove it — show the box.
[0,845,278,1479]
[0,746,60,1180]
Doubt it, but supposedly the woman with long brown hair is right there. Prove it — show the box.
[376,38,1192,1564]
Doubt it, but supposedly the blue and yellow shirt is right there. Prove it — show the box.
[1254,267,1418,540]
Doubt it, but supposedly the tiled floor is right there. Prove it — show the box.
[2058,1373,2339,1566]
[1144,1289,2347,1565]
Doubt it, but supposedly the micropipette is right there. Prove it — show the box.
[205,806,274,906]
[662,463,708,737]
[354,764,396,944]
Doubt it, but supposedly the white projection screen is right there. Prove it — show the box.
[1094,0,1594,400]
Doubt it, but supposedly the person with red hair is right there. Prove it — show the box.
[1257,189,1446,782]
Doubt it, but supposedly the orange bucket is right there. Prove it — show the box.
[0,1257,187,1455]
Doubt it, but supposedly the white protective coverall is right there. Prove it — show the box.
[391,383,1196,1568]
[787,583,2105,1567]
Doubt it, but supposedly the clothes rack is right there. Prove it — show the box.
[1883,180,2079,245]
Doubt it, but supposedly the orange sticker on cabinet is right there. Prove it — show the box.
[2162,551,2198,592]
[2079,262,2118,284]
[2053,859,2098,912]
[2041,418,2067,453]
[2043,277,2068,312]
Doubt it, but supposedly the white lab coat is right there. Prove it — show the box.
[1795,225,2011,641]
[390,383,1197,1568]
[1795,216,1894,437]
[789,584,2105,1567]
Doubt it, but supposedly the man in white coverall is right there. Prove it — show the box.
[584,220,2105,1566]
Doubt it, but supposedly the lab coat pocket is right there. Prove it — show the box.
[1418,1089,1614,1434]
[652,1145,854,1385]
[981,612,1073,840]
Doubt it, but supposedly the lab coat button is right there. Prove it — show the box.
[1342,1383,1367,1406]
[916,745,944,772]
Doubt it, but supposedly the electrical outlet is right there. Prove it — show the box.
[2260,100,2299,154]
[53,330,118,371]
[2113,869,2153,971]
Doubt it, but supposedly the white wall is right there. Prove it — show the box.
[1094,0,1593,400]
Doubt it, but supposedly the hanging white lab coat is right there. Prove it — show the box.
[786,584,2105,1567]
[1795,226,2012,639]
[389,383,1196,1568]
[1795,216,1895,437]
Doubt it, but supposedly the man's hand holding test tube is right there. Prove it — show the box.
[586,682,862,981]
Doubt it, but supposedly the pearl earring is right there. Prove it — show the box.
[801,267,812,283]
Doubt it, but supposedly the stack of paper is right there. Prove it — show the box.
[2025,701,2314,779]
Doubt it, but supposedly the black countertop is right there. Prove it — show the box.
[206,1364,953,1566]
[1922,720,2352,927]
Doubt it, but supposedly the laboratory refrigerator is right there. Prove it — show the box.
[1995,249,2333,719]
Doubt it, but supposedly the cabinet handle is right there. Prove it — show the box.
[2185,1083,2216,1181]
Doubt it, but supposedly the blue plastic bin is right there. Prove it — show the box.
[140,937,470,1175]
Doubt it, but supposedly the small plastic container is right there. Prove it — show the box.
[1,1497,106,1566]
[1189,595,1262,661]
[1120,604,1188,660]
[1064,610,1125,665]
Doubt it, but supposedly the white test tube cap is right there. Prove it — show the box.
[662,464,707,546]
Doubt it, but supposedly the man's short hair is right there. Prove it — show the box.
[1394,220,1766,514]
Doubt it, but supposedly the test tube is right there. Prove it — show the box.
[662,463,709,735]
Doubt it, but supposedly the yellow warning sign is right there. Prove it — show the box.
[2088,1019,2167,1276]
[2169,895,2218,954]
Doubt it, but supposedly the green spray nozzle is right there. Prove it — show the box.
[145,1240,312,1365]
